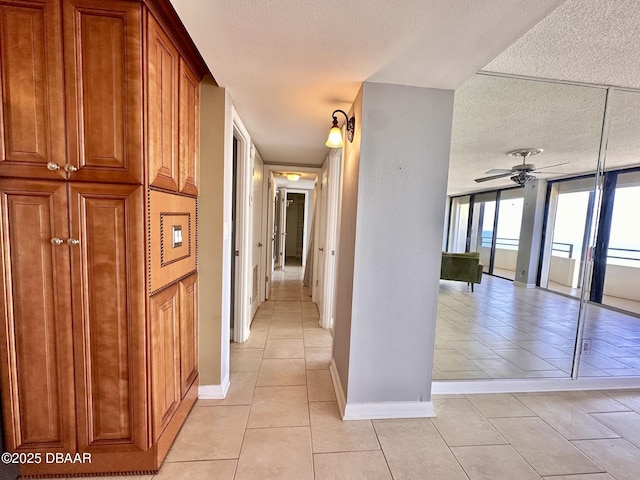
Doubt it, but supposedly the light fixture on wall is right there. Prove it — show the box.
[325,109,355,148]
[284,172,302,181]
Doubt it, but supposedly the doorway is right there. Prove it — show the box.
[230,135,239,337]
[285,192,306,266]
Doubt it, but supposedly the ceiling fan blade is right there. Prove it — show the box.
[533,161,569,172]
[534,171,570,175]
[474,172,512,183]
[484,168,512,175]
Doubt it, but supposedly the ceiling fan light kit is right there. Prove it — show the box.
[474,147,568,187]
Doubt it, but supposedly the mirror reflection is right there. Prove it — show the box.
[436,74,640,381]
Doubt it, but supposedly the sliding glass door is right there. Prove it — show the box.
[493,190,524,280]
[540,177,595,297]
[599,171,640,315]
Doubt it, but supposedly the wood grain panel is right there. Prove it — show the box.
[178,58,199,196]
[0,180,74,451]
[0,1,66,179]
[63,0,143,183]
[149,190,196,292]
[179,273,198,398]
[150,284,180,439]
[69,183,147,451]
[147,13,178,191]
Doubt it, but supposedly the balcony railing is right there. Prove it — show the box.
[480,235,639,266]
[480,235,573,257]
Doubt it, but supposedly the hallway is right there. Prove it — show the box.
[6,268,640,479]
[149,268,640,479]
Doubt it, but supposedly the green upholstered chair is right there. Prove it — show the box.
[440,252,483,292]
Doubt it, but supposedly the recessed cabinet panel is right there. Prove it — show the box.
[0,180,74,451]
[179,273,198,397]
[0,1,66,179]
[69,183,147,451]
[63,0,143,184]
[147,13,178,191]
[150,284,181,439]
[149,190,196,292]
[178,59,199,196]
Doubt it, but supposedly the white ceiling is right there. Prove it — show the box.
[170,0,640,194]
[169,0,562,166]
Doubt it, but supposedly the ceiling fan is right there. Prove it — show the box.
[474,148,569,186]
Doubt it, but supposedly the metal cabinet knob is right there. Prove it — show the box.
[64,164,78,173]
[50,237,64,246]
[67,238,80,246]
[47,162,61,171]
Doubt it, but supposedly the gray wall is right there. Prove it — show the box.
[332,86,364,395]
[333,82,454,404]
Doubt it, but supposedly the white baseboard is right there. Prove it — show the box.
[514,280,536,288]
[432,377,640,395]
[343,401,435,420]
[329,359,347,418]
[329,359,434,420]
[198,375,230,399]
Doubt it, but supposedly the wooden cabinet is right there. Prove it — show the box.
[150,272,198,440]
[0,180,75,453]
[0,0,143,183]
[0,0,207,476]
[147,13,179,192]
[150,284,181,439]
[179,273,198,397]
[147,13,200,196]
[179,59,200,196]
[0,182,147,458]
[62,0,144,184]
[0,1,67,180]
[68,183,147,452]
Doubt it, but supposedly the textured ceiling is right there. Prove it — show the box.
[483,0,640,89]
[169,0,562,167]
[448,75,606,195]
[169,0,640,195]
[449,0,640,195]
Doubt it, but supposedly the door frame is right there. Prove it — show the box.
[285,189,311,267]
[320,149,342,328]
[264,171,276,299]
[231,106,252,343]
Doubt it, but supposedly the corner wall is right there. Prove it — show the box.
[332,82,454,417]
[198,77,230,389]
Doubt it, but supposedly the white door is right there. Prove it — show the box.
[313,171,328,313]
[277,188,287,269]
[265,172,276,298]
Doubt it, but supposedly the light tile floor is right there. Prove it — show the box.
[22,267,640,480]
[435,275,640,379]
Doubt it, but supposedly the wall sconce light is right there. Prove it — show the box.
[284,173,301,181]
[325,109,355,148]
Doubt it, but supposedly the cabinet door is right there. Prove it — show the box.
[0,1,66,180]
[178,59,199,196]
[0,180,75,452]
[147,13,178,191]
[63,0,143,184]
[150,284,181,439]
[68,183,147,452]
[179,273,198,397]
